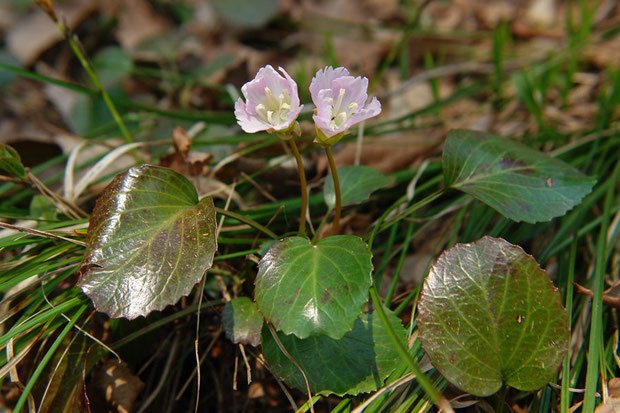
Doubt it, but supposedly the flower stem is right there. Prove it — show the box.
[324,146,341,236]
[288,139,308,235]
[56,22,133,144]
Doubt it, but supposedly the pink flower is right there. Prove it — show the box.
[310,66,381,145]
[234,65,303,134]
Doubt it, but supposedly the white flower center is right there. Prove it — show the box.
[255,87,292,126]
[328,88,358,130]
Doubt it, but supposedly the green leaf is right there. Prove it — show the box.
[442,129,595,223]
[262,309,406,396]
[417,236,568,397]
[255,235,372,339]
[78,165,217,319]
[92,46,133,88]
[212,0,279,27]
[222,297,263,347]
[0,143,27,179]
[324,165,394,210]
[30,194,57,221]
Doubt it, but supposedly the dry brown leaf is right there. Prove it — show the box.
[298,0,400,23]
[584,38,620,68]
[525,0,557,28]
[35,0,57,21]
[316,212,371,241]
[473,0,518,29]
[88,360,144,413]
[159,126,213,177]
[115,0,171,52]
[6,0,98,65]
[0,3,16,32]
[421,0,480,31]
[384,71,435,120]
[317,133,439,175]
[595,378,620,412]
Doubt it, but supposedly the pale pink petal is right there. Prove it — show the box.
[279,66,301,109]
[346,97,381,127]
[310,66,381,140]
[331,76,368,108]
[314,89,334,123]
[235,98,269,133]
[312,112,335,137]
[241,78,269,114]
[234,65,303,134]
[309,66,349,103]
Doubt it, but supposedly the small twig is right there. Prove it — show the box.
[246,349,298,411]
[253,205,284,249]
[239,344,252,385]
[28,172,87,219]
[266,323,313,413]
[137,334,181,413]
[0,222,86,247]
[240,172,278,203]
[175,329,223,401]
[0,175,25,184]
[573,282,620,309]
[40,285,120,362]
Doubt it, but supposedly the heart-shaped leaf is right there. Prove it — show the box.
[417,236,568,396]
[255,235,372,339]
[222,297,263,347]
[262,309,406,396]
[324,165,394,210]
[443,129,595,223]
[78,165,217,319]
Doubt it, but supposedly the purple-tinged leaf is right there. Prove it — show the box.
[78,165,217,319]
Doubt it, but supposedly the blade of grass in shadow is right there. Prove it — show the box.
[369,287,454,413]
[12,304,87,413]
[583,159,620,411]
[0,63,235,123]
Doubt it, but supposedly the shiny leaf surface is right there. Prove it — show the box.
[417,236,568,396]
[222,297,263,347]
[443,129,595,223]
[255,235,372,339]
[78,165,217,319]
[262,309,405,396]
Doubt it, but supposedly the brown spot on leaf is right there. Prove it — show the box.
[499,157,535,174]
[321,290,330,305]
